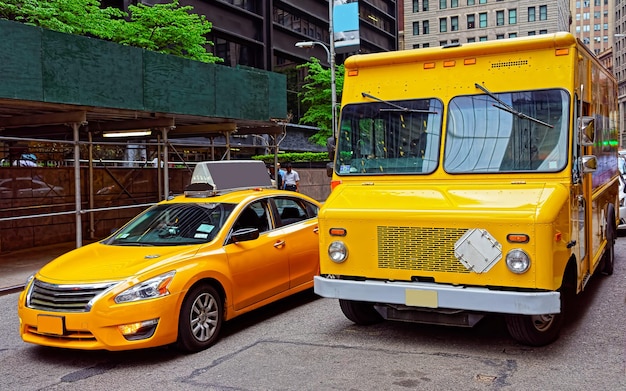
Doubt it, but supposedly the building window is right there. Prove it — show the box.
[509,33,517,38]
[528,31,536,36]
[539,6,547,21]
[440,0,447,9]
[496,11,505,26]
[451,16,459,31]
[440,18,448,32]
[423,0,429,11]
[540,29,548,35]
[413,0,420,12]
[468,37,476,42]
[451,0,459,7]
[413,21,420,35]
[423,43,430,48]
[440,40,448,46]
[594,24,600,31]
[479,0,487,4]
[479,36,488,41]
[604,23,608,31]
[509,9,517,25]
[479,13,488,28]
[423,20,430,34]
[497,34,505,39]
[528,7,536,22]
[467,0,475,4]
[413,44,420,49]
[467,14,475,29]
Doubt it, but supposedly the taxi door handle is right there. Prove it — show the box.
[273,240,286,248]
[313,227,319,234]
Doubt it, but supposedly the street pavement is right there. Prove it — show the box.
[0,241,81,294]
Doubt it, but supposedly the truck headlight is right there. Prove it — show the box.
[505,249,530,274]
[115,271,175,304]
[328,241,348,263]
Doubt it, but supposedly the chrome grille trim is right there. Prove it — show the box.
[27,279,117,313]
[378,226,470,273]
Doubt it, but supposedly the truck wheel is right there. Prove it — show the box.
[505,263,575,347]
[504,312,563,347]
[176,283,223,353]
[339,299,383,325]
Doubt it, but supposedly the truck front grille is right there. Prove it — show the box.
[27,279,116,312]
[378,226,470,273]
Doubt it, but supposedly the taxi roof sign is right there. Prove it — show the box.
[189,160,273,195]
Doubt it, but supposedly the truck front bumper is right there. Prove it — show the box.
[314,276,561,315]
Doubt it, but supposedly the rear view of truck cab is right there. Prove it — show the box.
[315,33,619,346]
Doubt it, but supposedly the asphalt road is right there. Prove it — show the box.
[2,241,625,390]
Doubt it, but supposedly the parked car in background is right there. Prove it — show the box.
[0,177,64,198]
[18,161,320,352]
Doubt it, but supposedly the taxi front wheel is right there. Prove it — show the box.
[177,283,224,353]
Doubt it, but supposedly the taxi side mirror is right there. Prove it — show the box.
[228,227,259,244]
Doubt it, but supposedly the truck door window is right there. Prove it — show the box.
[336,99,443,175]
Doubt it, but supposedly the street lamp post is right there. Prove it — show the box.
[295,41,337,139]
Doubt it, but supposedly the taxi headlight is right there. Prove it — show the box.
[115,271,175,304]
[506,249,530,274]
[328,241,348,263]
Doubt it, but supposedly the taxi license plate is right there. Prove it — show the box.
[405,289,438,308]
[37,315,65,335]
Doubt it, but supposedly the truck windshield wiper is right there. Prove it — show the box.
[474,83,553,128]
[361,92,438,114]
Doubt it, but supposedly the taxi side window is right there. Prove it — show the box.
[275,198,311,227]
[233,200,270,233]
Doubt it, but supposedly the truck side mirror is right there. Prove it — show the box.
[581,155,597,174]
[326,136,336,178]
[578,116,595,146]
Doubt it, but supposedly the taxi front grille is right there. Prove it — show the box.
[378,226,470,273]
[27,279,116,313]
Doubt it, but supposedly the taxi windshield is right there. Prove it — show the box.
[105,203,236,246]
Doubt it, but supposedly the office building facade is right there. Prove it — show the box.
[403,0,569,48]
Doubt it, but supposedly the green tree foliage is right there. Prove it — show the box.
[297,58,344,145]
[0,0,220,63]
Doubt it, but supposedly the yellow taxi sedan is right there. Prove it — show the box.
[17,161,320,352]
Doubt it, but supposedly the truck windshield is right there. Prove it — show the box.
[444,89,569,173]
[335,99,444,175]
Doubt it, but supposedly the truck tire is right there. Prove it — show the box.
[504,263,575,346]
[504,312,563,347]
[339,299,383,325]
[601,205,615,275]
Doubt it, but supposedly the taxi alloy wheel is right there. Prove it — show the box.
[177,283,224,352]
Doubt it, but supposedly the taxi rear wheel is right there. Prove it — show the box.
[177,283,223,352]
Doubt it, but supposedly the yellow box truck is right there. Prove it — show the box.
[315,33,619,346]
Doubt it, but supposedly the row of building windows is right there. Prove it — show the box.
[273,7,328,42]
[411,29,550,48]
[575,0,610,7]
[574,24,610,31]
[412,6,547,35]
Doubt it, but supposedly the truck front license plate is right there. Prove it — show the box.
[405,289,438,308]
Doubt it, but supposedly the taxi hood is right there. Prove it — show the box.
[322,181,569,225]
[37,242,199,283]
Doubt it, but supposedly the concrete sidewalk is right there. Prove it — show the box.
[0,241,81,293]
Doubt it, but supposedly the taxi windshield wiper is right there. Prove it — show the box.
[361,92,438,114]
[474,83,553,128]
